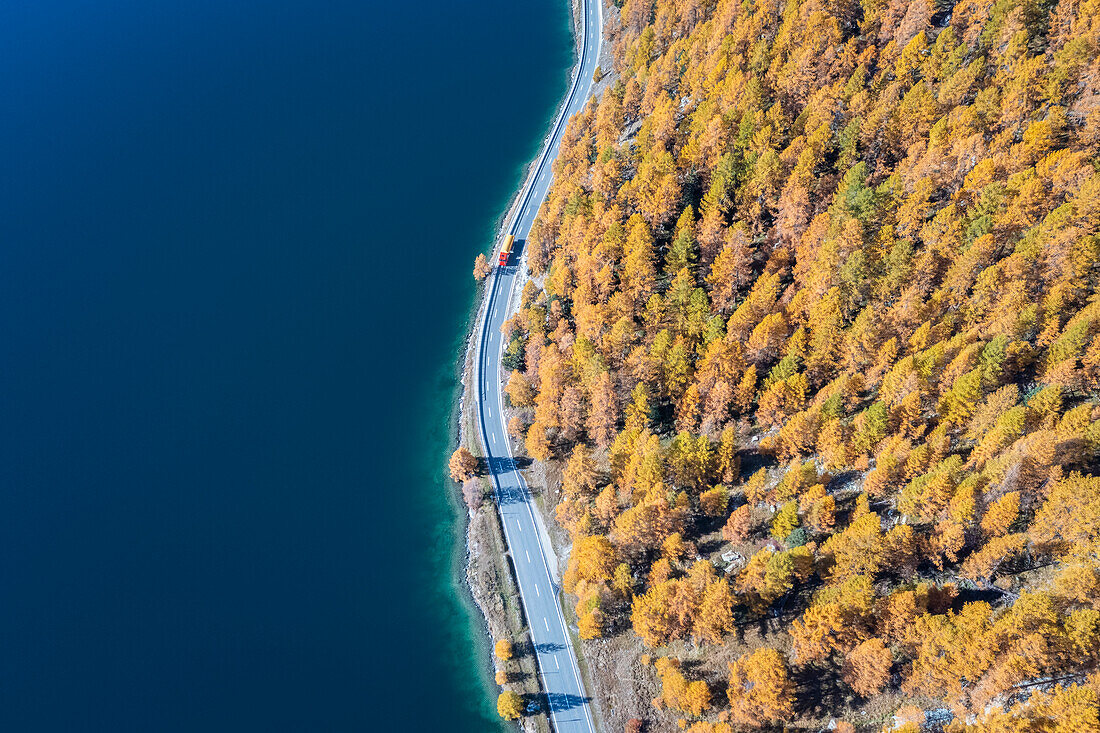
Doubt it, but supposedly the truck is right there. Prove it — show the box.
[498,234,515,266]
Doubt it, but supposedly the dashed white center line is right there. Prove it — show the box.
[525,549,531,563]
[491,434,496,445]
[486,405,491,417]
[544,618,550,632]
[534,583,540,597]
[554,656,559,669]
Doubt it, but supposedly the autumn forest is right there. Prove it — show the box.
[487,0,1100,729]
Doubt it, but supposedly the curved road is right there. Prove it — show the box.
[474,0,603,731]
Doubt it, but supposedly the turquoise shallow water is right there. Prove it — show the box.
[0,0,572,730]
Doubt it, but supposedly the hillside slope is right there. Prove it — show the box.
[503,0,1100,730]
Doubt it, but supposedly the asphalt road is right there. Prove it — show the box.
[474,0,603,731]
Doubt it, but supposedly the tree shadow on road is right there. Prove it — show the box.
[539,691,592,713]
[534,641,566,654]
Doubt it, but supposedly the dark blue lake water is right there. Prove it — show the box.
[0,1,571,729]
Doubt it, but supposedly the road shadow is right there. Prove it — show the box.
[535,641,566,654]
[495,484,530,507]
[487,455,519,475]
[501,238,526,271]
[544,692,592,713]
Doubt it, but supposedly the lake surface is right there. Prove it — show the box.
[0,0,572,729]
